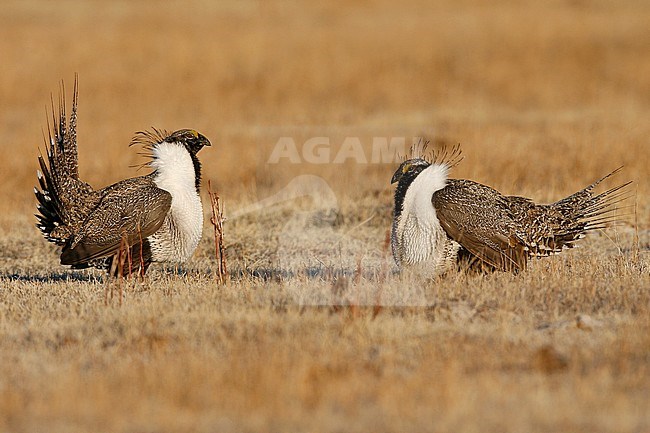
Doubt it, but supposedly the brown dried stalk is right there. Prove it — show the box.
[208,180,228,284]
[137,222,146,279]
[105,228,142,306]
[115,230,132,305]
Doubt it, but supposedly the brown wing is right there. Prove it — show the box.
[432,180,528,273]
[60,178,171,265]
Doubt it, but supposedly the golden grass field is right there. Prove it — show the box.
[1,0,649,432]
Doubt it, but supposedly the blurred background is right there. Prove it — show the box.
[1,0,648,230]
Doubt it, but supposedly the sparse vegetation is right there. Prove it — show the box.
[0,1,649,432]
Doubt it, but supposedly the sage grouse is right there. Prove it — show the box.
[35,80,211,276]
[391,147,630,277]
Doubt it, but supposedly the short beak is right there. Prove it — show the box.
[391,169,401,184]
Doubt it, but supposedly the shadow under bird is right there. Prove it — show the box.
[391,146,631,277]
[34,79,211,276]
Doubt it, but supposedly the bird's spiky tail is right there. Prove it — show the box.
[522,168,633,256]
[35,76,96,245]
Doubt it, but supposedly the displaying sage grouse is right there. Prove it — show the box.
[35,79,211,276]
[391,146,630,277]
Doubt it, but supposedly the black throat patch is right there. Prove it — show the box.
[189,152,202,194]
[393,165,429,221]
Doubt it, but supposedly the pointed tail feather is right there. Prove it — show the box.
[34,77,96,244]
[547,169,632,248]
[553,167,625,210]
[523,169,632,257]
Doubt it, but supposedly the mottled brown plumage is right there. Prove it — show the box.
[392,150,631,276]
[35,79,99,244]
[35,78,211,276]
[60,176,171,266]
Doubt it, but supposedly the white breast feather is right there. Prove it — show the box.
[396,163,458,274]
[148,142,203,263]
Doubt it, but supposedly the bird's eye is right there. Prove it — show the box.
[402,163,411,174]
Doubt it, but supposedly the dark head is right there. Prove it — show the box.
[391,158,431,185]
[166,129,211,155]
[391,158,431,222]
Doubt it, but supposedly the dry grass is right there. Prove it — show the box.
[1,0,649,432]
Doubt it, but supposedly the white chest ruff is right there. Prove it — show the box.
[147,142,204,263]
[396,214,461,277]
[150,191,203,263]
[394,164,460,276]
